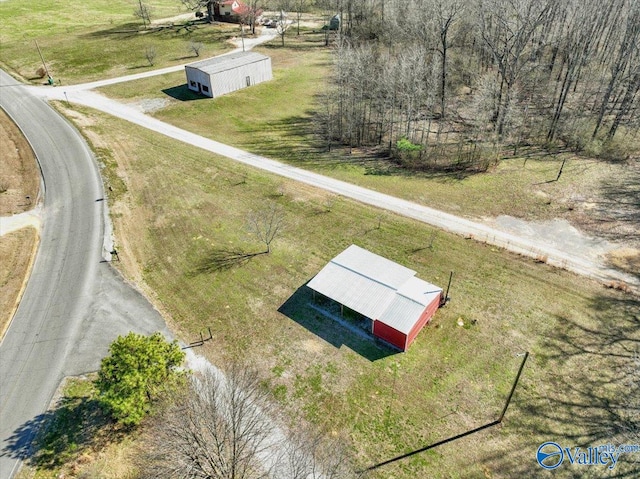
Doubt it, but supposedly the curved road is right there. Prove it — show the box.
[0,70,168,478]
[0,26,636,474]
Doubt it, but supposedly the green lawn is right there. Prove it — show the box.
[96,33,634,228]
[2,5,636,475]
[63,103,639,478]
[0,0,237,84]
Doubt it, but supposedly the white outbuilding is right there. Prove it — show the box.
[184,51,272,98]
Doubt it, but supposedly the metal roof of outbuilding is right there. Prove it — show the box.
[307,245,442,334]
[307,261,396,320]
[185,51,270,75]
[331,245,416,289]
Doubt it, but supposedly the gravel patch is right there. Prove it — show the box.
[486,215,616,264]
[136,98,171,113]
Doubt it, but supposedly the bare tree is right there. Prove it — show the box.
[433,0,464,118]
[593,0,640,139]
[189,40,204,57]
[140,365,361,479]
[478,0,552,138]
[545,0,621,141]
[275,3,292,46]
[321,0,640,158]
[293,0,308,35]
[145,46,157,66]
[134,0,153,28]
[607,63,640,141]
[140,366,277,479]
[238,0,264,35]
[247,203,285,253]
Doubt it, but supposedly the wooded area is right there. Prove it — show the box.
[317,0,640,171]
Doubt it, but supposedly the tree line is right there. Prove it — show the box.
[317,0,640,170]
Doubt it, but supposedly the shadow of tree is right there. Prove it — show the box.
[80,20,208,39]
[2,391,122,472]
[584,159,640,273]
[477,292,640,478]
[192,248,265,274]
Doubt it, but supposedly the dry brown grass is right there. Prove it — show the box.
[0,109,40,215]
[0,227,38,338]
[0,109,41,340]
[607,248,640,278]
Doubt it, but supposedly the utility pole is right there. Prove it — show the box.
[35,40,51,83]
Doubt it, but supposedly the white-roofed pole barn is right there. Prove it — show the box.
[307,245,443,352]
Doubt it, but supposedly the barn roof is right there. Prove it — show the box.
[186,51,270,75]
[307,245,442,334]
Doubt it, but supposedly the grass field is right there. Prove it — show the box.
[0,108,41,340]
[3,4,637,476]
[0,228,38,338]
[56,102,639,478]
[96,33,639,254]
[0,0,238,84]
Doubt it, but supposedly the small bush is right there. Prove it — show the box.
[395,137,422,167]
[95,332,184,427]
[598,139,632,162]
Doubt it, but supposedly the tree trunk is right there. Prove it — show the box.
[207,1,214,22]
[440,41,447,118]
[607,69,640,140]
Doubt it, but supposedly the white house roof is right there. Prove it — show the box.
[307,245,442,334]
[185,51,270,75]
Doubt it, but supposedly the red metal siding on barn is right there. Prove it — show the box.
[406,293,442,348]
[373,320,408,351]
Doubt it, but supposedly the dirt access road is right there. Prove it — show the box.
[30,85,640,295]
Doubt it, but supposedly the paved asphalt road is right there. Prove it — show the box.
[0,70,168,479]
[1,26,636,475]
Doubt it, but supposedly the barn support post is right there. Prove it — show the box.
[340,304,344,317]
